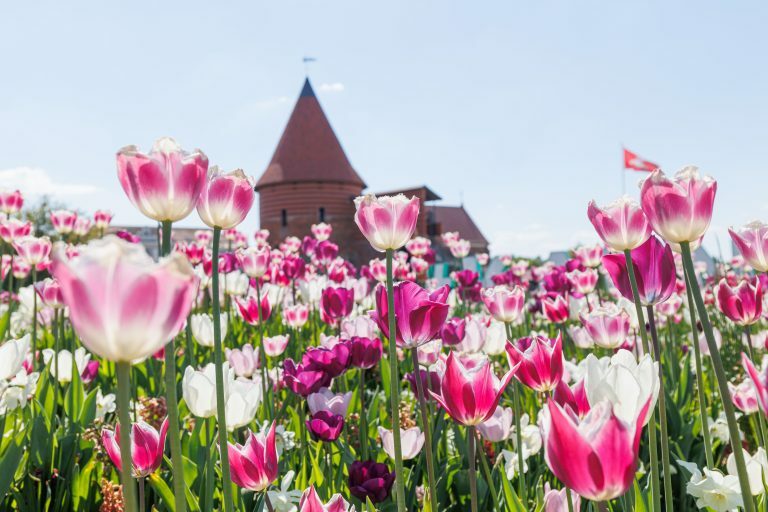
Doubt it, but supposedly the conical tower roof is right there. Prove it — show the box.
[256,78,366,190]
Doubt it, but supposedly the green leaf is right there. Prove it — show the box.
[0,437,23,500]
[79,388,98,425]
[499,465,525,512]
[633,479,648,512]
[148,473,177,512]
[365,497,378,512]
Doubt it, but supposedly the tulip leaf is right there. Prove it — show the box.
[0,436,23,501]
[365,497,377,512]
[79,388,98,425]
[633,479,649,512]
[499,464,525,512]
[148,472,177,512]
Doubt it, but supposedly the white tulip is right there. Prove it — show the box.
[0,334,29,380]
[727,448,768,496]
[182,363,233,418]
[190,313,228,348]
[379,426,424,460]
[42,347,90,384]
[225,378,261,430]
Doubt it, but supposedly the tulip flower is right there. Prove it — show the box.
[640,166,717,243]
[347,460,396,504]
[308,388,352,417]
[353,194,420,252]
[0,189,23,215]
[283,304,310,329]
[429,352,515,425]
[228,422,279,492]
[0,334,29,381]
[116,137,208,223]
[13,236,51,266]
[450,239,471,259]
[587,196,651,251]
[541,293,569,324]
[264,335,290,357]
[579,305,631,349]
[282,254,306,280]
[729,379,760,415]
[602,235,676,306]
[226,344,260,378]
[372,281,450,348]
[50,210,78,235]
[42,347,92,384]
[729,221,768,272]
[102,418,169,477]
[225,379,261,431]
[573,245,603,268]
[565,268,598,296]
[0,218,32,243]
[543,483,582,512]
[298,485,354,512]
[320,286,354,324]
[439,316,467,346]
[726,448,768,496]
[477,405,514,442]
[553,378,591,418]
[715,278,763,326]
[237,246,271,278]
[73,217,92,237]
[306,410,345,442]
[482,285,526,323]
[379,426,425,460]
[302,345,350,378]
[196,167,255,229]
[234,291,272,325]
[35,278,64,308]
[742,354,768,417]
[50,236,198,363]
[346,336,383,369]
[93,210,113,231]
[506,334,564,393]
[282,359,332,397]
[190,313,228,348]
[182,363,231,418]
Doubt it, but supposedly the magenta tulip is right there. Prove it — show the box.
[347,460,395,504]
[602,235,676,306]
[587,196,651,251]
[196,167,255,229]
[439,316,467,346]
[234,291,272,326]
[354,194,420,252]
[228,422,279,492]
[553,378,591,418]
[429,352,515,425]
[640,166,717,243]
[730,221,768,272]
[716,278,763,326]
[306,410,345,442]
[0,218,32,243]
[282,359,332,397]
[542,293,569,324]
[102,418,169,477]
[346,336,383,369]
[506,334,564,393]
[372,281,450,348]
[742,354,768,417]
[320,286,355,324]
[0,189,23,215]
[237,246,271,278]
[13,236,51,267]
[299,485,354,512]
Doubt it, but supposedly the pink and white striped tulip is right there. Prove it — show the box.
[573,245,603,268]
[715,278,763,326]
[311,222,333,241]
[307,387,352,417]
[283,304,310,329]
[730,221,768,272]
[264,335,290,357]
[197,167,255,229]
[102,418,169,477]
[50,236,198,362]
[742,354,768,417]
[237,246,271,278]
[354,194,420,252]
[35,278,64,308]
[580,305,631,349]
[566,268,599,295]
[228,422,279,492]
[93,210,113,230]
[506,334,564,393]
[450,239,471,259]
[405,236,431,257]
[378,426,425,460]
[50,210,78,234]
[640,166,717,244]
[429,352,516,426]
[0,189,23,215]
[0,218,32,243]
[587,196,651,251]
[298,486,354,512]
[482,285,526,323]
[13,236,51,266]
[117,137,208,222]
[73,217,92,237]
[729,378,760,415]
[542,293,569,324]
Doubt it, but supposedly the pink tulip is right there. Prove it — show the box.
[640,166,717,244]
[716,278,763,326]
[227,344,260,378]
[117,137,208,222]
[540,399,647,502]
[320,286,355,324]
[283,304,310,329]
[93,210,113,230]
[372,281,450,348]
[542,293,569,324]
[13,236,51,267]
[0,189,23,215]
[35,278,64,308]
[367,258,388,282]
[298,485,354,512]
[311,222,333,242]
[73,217,92,237]
[50,236,198,362]
[346,336,383,369]
[51,210,79,235]
[573,245,603,268]
[553,378,591,418]
[602,235,677,306]
[477,405,514,442]
[405,236,431,257]
[482,285,526,323]
[237,246,271,278]
[579,305,631,349]
[543,483,582,512]
[228,422,279,492]
[102,418,169,477]
[565,268,598,296]
[729,221,768,272]
[429,352,515,426]
[12,258,30,279]
[742,354,768,417]
[307,387,352,417]
[729,379,760,415]
[354,194,420,252]
[234,291,272,325]
[378,426,425,460]
[196,167,255,229]
[263,335,290,357]
[506,334,564,393]
[587,196,651,251]
[0,218,32,243]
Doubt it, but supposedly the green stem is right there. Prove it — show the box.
[161,220,187,512]
[212,227,234,512]
[467,426,478,512]
[622,250,661,512]
[680,242,755,512]
[116,361,138,512]
[31,267,37,371]
[511,381,526,503]
[359,368,368,460]
[410,349,438,509]
[256,280,271,419]
[566,488,575,512]
[646,306,673,512]
[385,248,406,512]
[683,269,715,469]
[477,442,499,512]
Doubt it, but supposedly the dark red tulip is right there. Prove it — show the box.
[347,460,396,504]
[346,337,383,370]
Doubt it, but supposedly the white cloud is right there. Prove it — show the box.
[491,223,599,258]
[319,82,345,93]
[0,167,99,197]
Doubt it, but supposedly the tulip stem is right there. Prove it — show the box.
[359,368,368,460]
[161,220,187,512]
[138,478,145,512]
[116,361,138,512]
[211,227,234,512]
[511,381,526,504]
[565,488,574,512]
[682,270,715,469]
[645,306,673,512]
[622,249,661,512]
[680,242,755,512]
[255,280,271,419]
[31,266,37,371]
[467,426,478,512]
[264,491,275,512]
[410,349,438,510]
[385,248,406,512]
[477,442,499,512]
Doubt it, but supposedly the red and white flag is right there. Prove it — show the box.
[623,148,658,172]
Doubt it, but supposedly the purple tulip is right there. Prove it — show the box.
[282,359,332,397]
[320,286,355,324]
[303,344,351,378]
[372,281,450,349]
[347,460,396,504]
[346,337,383,370]
[439,317,466,346]
[306,410,345,442]
[602,235,676,306]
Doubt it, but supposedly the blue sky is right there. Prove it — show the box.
[1,1,766,258]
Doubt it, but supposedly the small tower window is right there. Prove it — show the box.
[281,209,287,227]
[318,207,326,222]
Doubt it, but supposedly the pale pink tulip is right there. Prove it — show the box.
[587,196,651,251]
[566,268,598,295]
[729,379,760,415]
[307,387,352,417]
[237,246,271,278]
[482,285,526,323]
[283,304,310,329]
[263,335,290,357]
[13,236,51,266]
[378,426,425,460]
[0,189,23,215]
[298,485,354,512]
[93,210,113,230]
[0,218,32,243]
[197,167,255,229]
[730,221,768,272]
[50,210,78,235]
[354,194,420,252]
[580,305,631,349]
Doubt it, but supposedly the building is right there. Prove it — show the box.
[255,78,488,264]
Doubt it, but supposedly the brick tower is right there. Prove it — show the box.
[256,78,371,261]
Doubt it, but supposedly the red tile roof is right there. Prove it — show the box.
[428,205,489,247]
[256,79,366,190]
